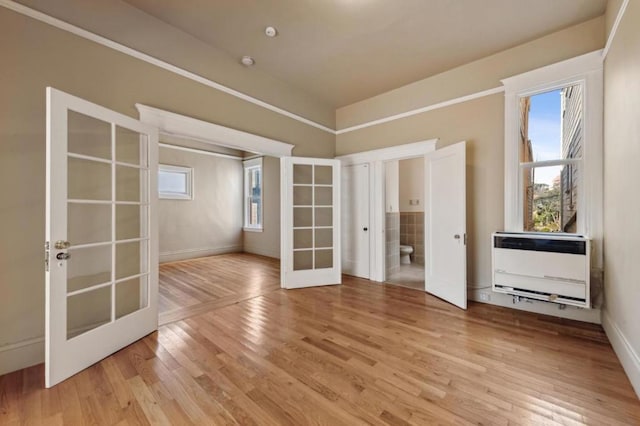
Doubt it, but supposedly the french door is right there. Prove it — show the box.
[281,157,341,288]
[45,88,158,387]
[425,141,467,309]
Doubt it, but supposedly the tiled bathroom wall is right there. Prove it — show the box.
[385,212,400,275]
[400,212,424,265]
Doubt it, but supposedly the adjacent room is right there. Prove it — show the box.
[384,158,426,290]
[1,0,639,424]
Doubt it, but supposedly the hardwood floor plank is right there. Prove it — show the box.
[1,253,639,425]
[127,376,172,426]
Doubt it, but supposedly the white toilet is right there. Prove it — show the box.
[399,245,413,264]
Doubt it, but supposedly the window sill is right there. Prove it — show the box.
[243,227,263,233]
[159,194,192,200]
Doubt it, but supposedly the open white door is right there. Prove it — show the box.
[425,141,467,309]
[45,88,158,387]
[281,157,341,289]
[341,163,370,278]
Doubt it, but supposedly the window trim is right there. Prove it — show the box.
[501,50,603,241]
[158,164,193,200]
[243,157,263,232]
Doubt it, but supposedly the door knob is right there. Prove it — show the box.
[56,252,71,260]
[454,234,460,239]
[54,240,71,249]
[363,227,368,231]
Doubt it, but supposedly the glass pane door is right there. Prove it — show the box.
[281,157,341,289]
[46,87,158,388]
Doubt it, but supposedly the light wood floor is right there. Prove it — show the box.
[158,253,280,325]
[1,254,639,425]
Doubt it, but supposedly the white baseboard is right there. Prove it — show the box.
[159,245,242,263]
[602,309,640,398]
[469,287,602,324]
[0,337,44,376]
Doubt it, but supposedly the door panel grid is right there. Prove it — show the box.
[63,113,151,338]
[292,165,334,271]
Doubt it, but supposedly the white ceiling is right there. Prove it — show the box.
[121,0,606,108]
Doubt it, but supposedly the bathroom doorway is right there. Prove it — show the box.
[384,158,425,290]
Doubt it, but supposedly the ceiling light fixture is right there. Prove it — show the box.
[265,26,278,37]
[241,55,255,66]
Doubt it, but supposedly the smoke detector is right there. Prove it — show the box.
[265,26,278,37]
[240,56,255,66]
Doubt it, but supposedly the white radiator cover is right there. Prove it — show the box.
[492,232,590,308]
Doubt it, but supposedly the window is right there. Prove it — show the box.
[243,157,263,231]
[158,164,193,200]
[501,51,603,237]
[519,85,582,232]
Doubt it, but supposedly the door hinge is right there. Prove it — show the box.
[44,241,50,272]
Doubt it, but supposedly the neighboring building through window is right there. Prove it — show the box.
[158,164,193,200]
[243,157,263,231]
[519,84,582,233]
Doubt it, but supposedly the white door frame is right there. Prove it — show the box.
[336,139,437,282]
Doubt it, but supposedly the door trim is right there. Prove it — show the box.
[136,104,294,157]
[336,139,437,282]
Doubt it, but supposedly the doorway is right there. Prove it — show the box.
[384,158,425,290]
[337,139,468,309]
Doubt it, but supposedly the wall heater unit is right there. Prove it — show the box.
[492,232,590,308]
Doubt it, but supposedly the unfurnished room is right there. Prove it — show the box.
[1,0,639,424]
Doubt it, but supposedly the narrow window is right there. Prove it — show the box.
[520,84,582,233]
[502,51,602,237]
[158,164,193,200]
[243,158,263,231]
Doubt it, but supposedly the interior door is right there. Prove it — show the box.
[341,163,370,278]
[45,87,158,387]
[281,157,341,289]
[425,141,467,309]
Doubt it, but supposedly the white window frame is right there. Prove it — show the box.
[158,164,193,200]
[243,157,263,232]
[501,50,603,244]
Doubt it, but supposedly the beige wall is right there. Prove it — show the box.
[0,7,333,373]
[398,157,424,212]
[603,0,640,395]
[335,18,604,323]
[158,146,243,263]
[385,161,399,213]
[243,156,281,259]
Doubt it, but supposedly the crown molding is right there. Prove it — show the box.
[602,0,629,60]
